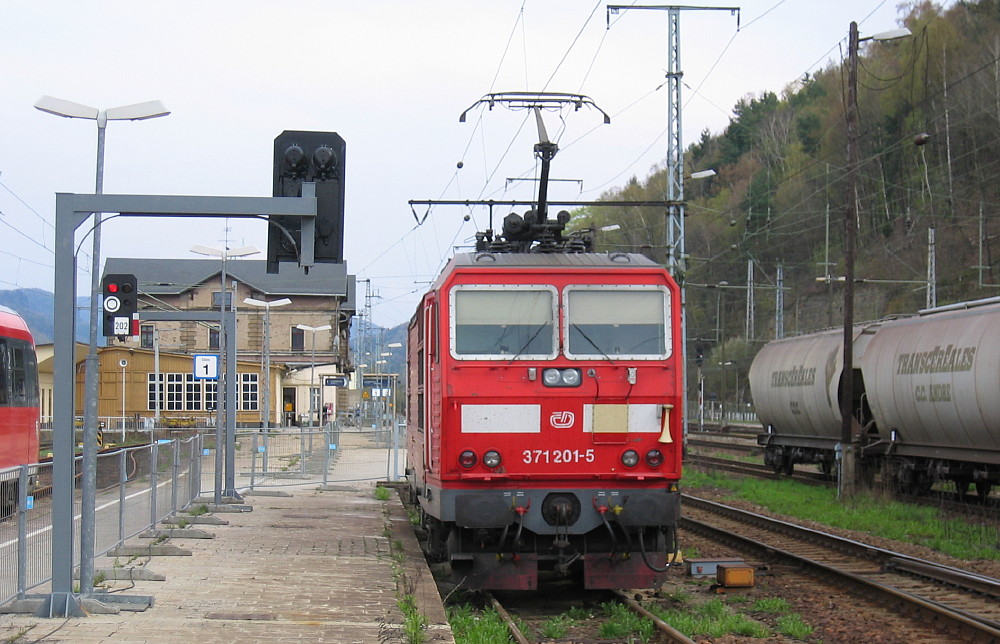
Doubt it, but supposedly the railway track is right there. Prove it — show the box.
[685,453,831,485]
[681,494,1000,642]
[685,437,758,455]
[483,588,697,644]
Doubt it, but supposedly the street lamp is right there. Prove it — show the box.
[297,324,332,428]
[243,297,291,428]
[842,22,911,497]
[190,244,259,502]
[718,361,735,417]
[34,94,169,597]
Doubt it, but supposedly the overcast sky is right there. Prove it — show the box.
[0,0,940,328]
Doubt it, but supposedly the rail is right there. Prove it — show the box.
[681,494,1000,640]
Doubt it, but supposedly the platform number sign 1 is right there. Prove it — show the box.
[193,354,219,380]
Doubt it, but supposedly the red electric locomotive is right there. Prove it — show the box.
[0,304,40,518]
[406,220,683,590]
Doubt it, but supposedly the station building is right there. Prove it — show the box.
[73,257,358,428]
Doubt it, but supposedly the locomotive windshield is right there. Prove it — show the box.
[451,286,557,359]
[565,286,670,359]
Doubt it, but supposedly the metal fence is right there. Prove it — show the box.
[0,436,203,607]
[1,420,403,609]
[197,421,405,493]
[694,401,759,427]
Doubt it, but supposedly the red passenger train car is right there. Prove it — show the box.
[406,246,683,590]
[0,305,40,517]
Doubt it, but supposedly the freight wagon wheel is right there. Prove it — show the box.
[909,472,933,496]
[976,482,993,500]
[955,478,971,498]
[771,455,791,476]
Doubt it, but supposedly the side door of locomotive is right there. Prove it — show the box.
[425,294,443,475]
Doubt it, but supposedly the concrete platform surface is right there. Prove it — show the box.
[0,485,454,644]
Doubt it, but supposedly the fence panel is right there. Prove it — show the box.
[226,422,405,492]
[0,435,202,607]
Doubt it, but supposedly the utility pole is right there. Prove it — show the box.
[841,21,861,499]
[607,3,739,434]
[927,227,937,308]
[841,21,911,499]
[775,264,784,339]
[745,259,754,341]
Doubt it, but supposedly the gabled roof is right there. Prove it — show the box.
[104,258,351,298]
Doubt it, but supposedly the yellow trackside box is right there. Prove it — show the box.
[716,563,755,588]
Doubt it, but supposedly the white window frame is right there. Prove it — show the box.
[563,284,672,360]
[449,284,558,361]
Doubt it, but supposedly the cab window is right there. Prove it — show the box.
[451,287,556,359]
[565,287,669,359]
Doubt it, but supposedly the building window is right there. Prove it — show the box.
[211,291,233,309]
[205,380,218,412]
[185,373,202,411]
[166,373,185,411]
[311,386,321,416]
[140,324,154,349]
[291,326,305,351]
[209,325,220,350]
[147,373,164,411]
[239,373,259,411]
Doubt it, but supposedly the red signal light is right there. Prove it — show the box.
[107,283,119,293]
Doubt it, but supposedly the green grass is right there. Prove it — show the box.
[398,594,428,643]
[449,605,513,644]
[374,486,392,501]
[187,504,209,516]
[538,614,577,639]
[683,470,1000,560]
[652,597,772,639]
[750,597,791,614]
[776,613,814,639]
[3,624,34,643]
[564,606,592,620]
[598,602,654,642]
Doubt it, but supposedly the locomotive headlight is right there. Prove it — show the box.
[459,450,477,468]
[621,450,639,468]
[483,450,502,468]
[645,449,664,467]
[542,368,582,388]
[561,368,581,386]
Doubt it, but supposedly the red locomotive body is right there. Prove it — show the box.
[406,251,683,589]
[0,305,40,518]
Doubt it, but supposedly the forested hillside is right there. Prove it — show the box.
[571,0,1000,404]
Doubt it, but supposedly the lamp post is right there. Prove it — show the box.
[384,342,403,480]
[191,244,260,502]
[34,95,169,597]
[243,297,291,429]
[718,361,735,419]
[841,22,911,498]
[297,324,332,429]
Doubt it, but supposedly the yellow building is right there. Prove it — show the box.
[99,257,356,426]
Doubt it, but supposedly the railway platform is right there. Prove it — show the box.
[0,481,454,644]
